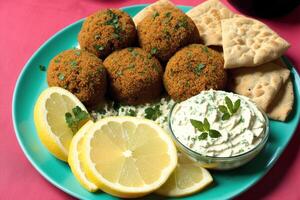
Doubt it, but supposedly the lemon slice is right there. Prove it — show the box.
[34,87,87,161]
[68,121,98,192]
[156,153,213,197]
[82,116,177,198]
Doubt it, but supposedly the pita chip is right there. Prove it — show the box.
[222,17,290,68]
[228,62,290,112]
[187,0,236,46]
[133,0,176,26]
[267,78,294,121]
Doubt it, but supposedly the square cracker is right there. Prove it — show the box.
[222,17,290,68]
[267,78,294,121]
[187,0,237,46]
[228,62,290,112]
[133,0,176,26]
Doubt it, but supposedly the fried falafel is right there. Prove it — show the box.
[47,49,107,106]
[137,7,200,62]
[103,47,163,105]
[164,44,227,101]
[78,9,137,59]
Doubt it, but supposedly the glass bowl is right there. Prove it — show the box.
[168,103,269,170]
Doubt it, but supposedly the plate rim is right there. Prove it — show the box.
[11,4,300,200]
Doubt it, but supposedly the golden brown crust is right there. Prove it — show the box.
[78,9,137,59]
[164,44,227,101]
[47,49,107,106]
[103,47,163,105]
[137,7,201,63]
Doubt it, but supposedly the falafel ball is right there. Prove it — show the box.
[103,47,163,105]
[78,9,137,59]
[47,49,107,106]
[137,7,200,62]
[164,44,227,101]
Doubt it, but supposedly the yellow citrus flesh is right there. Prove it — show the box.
[68,121,98,192]
[156,153,213,197]
[82,116,177,198]
[34,87,87,161]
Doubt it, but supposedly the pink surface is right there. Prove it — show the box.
[1,0,300,199]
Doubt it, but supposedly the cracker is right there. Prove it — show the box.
[187,0,236,46]
[267,78,294,121]
[222,17,290,68]
[228,62,290,111]
[133,0,176,26]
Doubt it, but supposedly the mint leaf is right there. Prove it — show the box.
[225,96,233,113]
[233,99,241,113]
[190,119,204,132]
[198,132,208,140]
[203,118,210,131]
[222,113,230,120]
[209,130,221,138]
[218,105,228,114]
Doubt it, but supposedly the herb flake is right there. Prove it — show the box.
[39,65,46,71]
[144,105,162,121]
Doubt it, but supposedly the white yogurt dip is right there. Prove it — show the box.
[170,90,266,157]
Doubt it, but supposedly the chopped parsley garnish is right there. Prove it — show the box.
[70,61,78,68]
[202,46,209,53]
[190,118,221,139]
[58,73,65,80]
[116,70,123,76]
[105,9,122,40]
[185,80,190,88]
[218,96,241,120]
[151,63,160,72]
[152,11,159,19]
[163,12,173,24]
[163,28,171,39]
[147,53,153,59]
[175,18,188,29]
[150,47,158,55]
[165,12,171,18]
[144,105,162,121]
[74,51,81,56]
[194,64,206,75]
[94,44,104,51]
[125,109,137,117]
[65,106,89,133]
[123,63,135,71]
[127,47,134,52]
[39,65,46,71]
[131,50,138,57]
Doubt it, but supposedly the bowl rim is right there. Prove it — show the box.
[168,91,270,160]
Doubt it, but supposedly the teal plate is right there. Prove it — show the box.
[12,4,300,200]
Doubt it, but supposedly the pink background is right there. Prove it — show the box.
[1,0,300,199]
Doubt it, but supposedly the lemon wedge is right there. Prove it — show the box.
[34,87,87,161]
[81,116,177,198]
[156,153,213,197]
[68,121,98,192]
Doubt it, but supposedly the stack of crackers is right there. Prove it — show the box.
[133,0,294,121]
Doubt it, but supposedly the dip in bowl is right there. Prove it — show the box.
[169,90,269,170]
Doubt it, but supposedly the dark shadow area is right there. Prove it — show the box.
[228,0,300,20]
